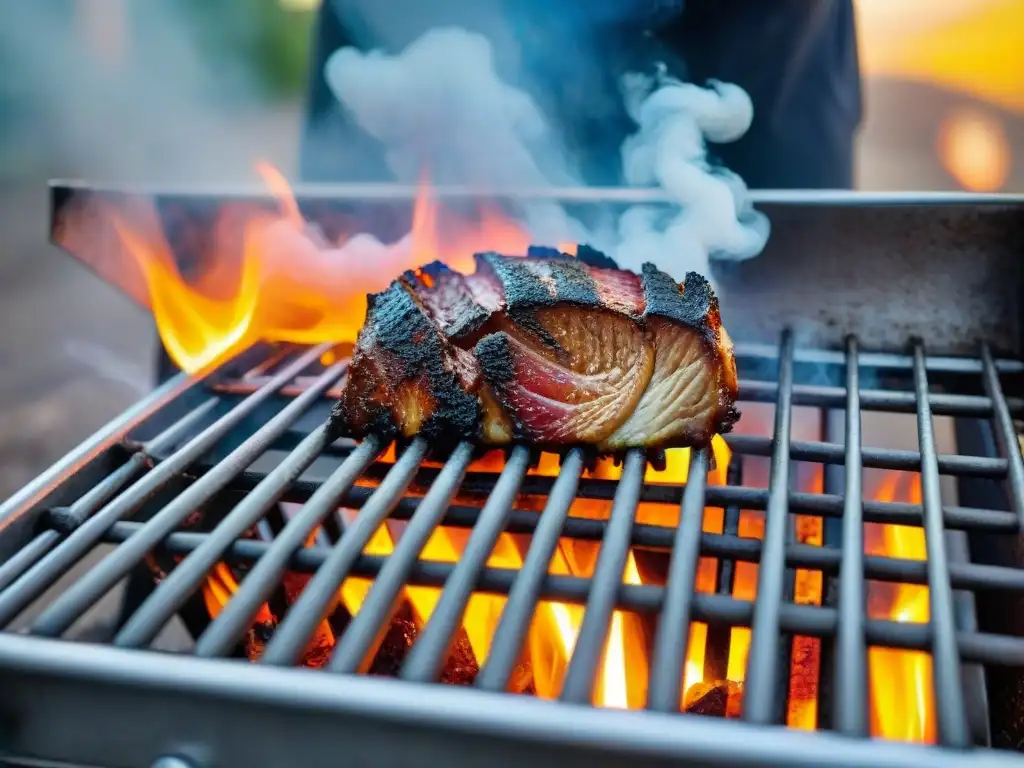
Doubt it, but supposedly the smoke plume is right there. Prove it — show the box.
[324,26,769,280]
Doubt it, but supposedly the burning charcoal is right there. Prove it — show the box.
[683,680,743,718]
[368,604,418,677]
[439,627,479,686]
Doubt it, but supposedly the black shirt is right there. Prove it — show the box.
[299,0,861,189]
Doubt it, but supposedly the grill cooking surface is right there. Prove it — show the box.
[2,332,1024,767]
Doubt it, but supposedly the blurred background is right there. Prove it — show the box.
[0,0,1020,498]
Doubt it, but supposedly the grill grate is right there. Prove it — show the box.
[2,332,1024,767]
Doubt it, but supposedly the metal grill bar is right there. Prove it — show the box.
[3,324,1024,767]
[912,341,970,747]
[213,378,1024,419]
[0,349,322,630]
[559,449,645,705]
[646,448,709,712]
[725,435,1008,478]
[90,520,1024,665]
[979,343,1024,529]
[97,516,1024,595]
[113,422,337,648]
[474,448,585,692]
[0,533,55,593]
[400,446,531,683]
[0,398,217,596]
[28,351,344,638]
[739,381,1024,418]
[743,329,796,724]
[194,436,382,658]
[704,455,743,683]
[329,441,475,674]
[0,380,265,630]
[233,465,1016,533]
[7,630,1024,768]
[735,342,1024,375]
[834,335,868,737]
[260,438,429,666]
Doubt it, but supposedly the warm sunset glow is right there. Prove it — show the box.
[936,107,1012,192]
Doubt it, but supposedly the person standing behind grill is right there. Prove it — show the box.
[298,0,862,189]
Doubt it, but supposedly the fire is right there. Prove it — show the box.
[866,472,936,744]
[114,163,933,733]
[102,162,569,374]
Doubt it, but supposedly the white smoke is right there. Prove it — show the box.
[323,26,769,280]
[615,66,770,276]
[324,27,585,245]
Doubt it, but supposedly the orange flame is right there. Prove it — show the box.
[198,418,935,733]
[866,473,935,743]
[103,163,568,374]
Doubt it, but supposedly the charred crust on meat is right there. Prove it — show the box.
[548,259,602,307]
[641,264,716,341]
[474,332,532,440]
[405,261,492,341]
[640,263,740,438]
[327,394,395,442]
[478,252,552,310]
[479,252,602,312]
[336,251,740,454]
[474,332,515,387]
[574,244,620,270]
[331,280,479,445]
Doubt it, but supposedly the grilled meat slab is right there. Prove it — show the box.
[330,247,739,453]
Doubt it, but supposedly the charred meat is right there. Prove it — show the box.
[329,247,739,453]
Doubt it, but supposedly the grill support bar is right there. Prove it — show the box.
[913,342,970,747]
[194,436,382,658]
[28,348,343,638]
[743,329,796,724]
[559,449,645,705]
[646,448,710,712]
[833,336,868,736]
[4,632,1024,768]
[474,448,585,692]
[89,519,1024,667]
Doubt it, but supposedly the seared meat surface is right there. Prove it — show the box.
[329,247,739,453]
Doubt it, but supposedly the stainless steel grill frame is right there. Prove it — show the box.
[2,329,1024,767]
